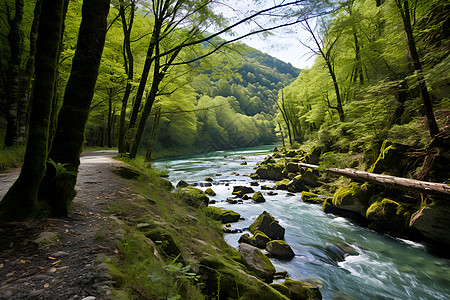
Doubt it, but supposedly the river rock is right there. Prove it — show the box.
[301,191,324,204]
[255,163,284,180]
[283,278,322,300]
[325,242,358,262]
[304,146,321,165]
[204,207,241,223]
[409,201,450,246]
[238,231,271,248]
[366,198,412,234]
[233,185,255,195]
[249,211,285,240]
[266,240,295,260]
[299,169,321,187]
[285,162,300,173]
[252,192,266,203]
[205,188,216,196]
[180,187,209,208]
[276,179,290,190]
[205,177,214,182]
[331,182,373,216]
[176,180,189,188]
[270,284,291,298]
[288,176,309,193]
[239,243,275,283]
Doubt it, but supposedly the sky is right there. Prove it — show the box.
[214,0,317,69]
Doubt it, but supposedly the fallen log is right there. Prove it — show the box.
[298,163,450,196]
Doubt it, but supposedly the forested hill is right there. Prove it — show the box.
[147,45,300,157]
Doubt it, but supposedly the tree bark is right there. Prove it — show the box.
[38,0,110,217]
[396,0,439,138]
[299,163,450,196]
[5,0,24,146]
[0,0,63,220]
[117,1,135,153]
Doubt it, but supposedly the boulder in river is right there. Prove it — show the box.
[299,169,321,187]
[180,187,209,208]
[366,198,412,234]
[288,176,309,193]
[252,192,266,203]
[283,278,322,300]
[325,242,358,262]
[249,211,285,240]
[238,230,271,248]
[409,200,450,246]
[233,185,255,195]
[266,240,295,260]
[331,182,373,216]
[301,191,325,204]
[176,180,189,188]
[255,163,284,180]
[239,243,275,283]
[204,206,241,223]
[205,188,216,196]
[276,179,290,190]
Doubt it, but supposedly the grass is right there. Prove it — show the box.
[0,146,25,172]
[101,157,289,299]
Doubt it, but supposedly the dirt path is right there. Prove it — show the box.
[0,151,135,299]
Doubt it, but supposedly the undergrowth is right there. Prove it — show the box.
[0,146,25,172]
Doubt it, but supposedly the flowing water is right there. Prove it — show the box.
[154,145,450,299]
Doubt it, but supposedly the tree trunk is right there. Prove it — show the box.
[5,0,24,146]
[325,60,345,122]
[145,106,161,162]
[117,1,135,153]
[38,0,110,217]
[0,0,64,220]
[397,0,439,138]
[299,163,450,196]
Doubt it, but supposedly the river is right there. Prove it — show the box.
[154,145,450,300]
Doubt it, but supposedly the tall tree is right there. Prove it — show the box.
[38,0,110,217]
[394,0,439,138]
[0,0,64,220]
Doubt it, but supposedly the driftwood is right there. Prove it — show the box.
[298,163,450,196]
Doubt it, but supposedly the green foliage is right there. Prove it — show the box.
[46,158,77,178]
[0,146,25,171]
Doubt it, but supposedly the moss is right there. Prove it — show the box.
[270,284,291,298]
[145,228,182,260]
[203,206,240,223]
[205,188,216,196]
[301,191,324,204]
[332,182,373,214]
[366,198,412,234]
[252,191,266,203]
[180,186,209,208]
[276,179,290,190]
[249,211,285,240]
[283,278,322,300]
[368,141,410,176]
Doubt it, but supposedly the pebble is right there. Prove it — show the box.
[52,251,70,257]
[81,297,96,300]
[29,289,45,298]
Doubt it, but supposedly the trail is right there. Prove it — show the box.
[0,151,134,299]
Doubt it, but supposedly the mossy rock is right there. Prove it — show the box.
[204,206,241,223]
[199,255,289,300]
[180,186,209,208]
[288,176,309,193]
[300,169,321,187]
[233,185,255,195]
[285,150,297,157]
[249,211,285,240]
[410,200,450,246]
[366,198,412,234]
[261,155,276,165]
[256,163,284,180]
[145,229,182,260]
[252,191,266,203]
[266,240,295,260]
[305,146,321,165]
[270,284,291,298]
[250,173,260,179]
[368,140,410,176]
[283,278,322,300]
[239,231,271,248]
[276,179,290,190]
[240,161,248,165]
[301,191,324,205]
[239,243,276,283]
[176,180,189,188]
[332,182,373,215]
[205,187,216,196]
